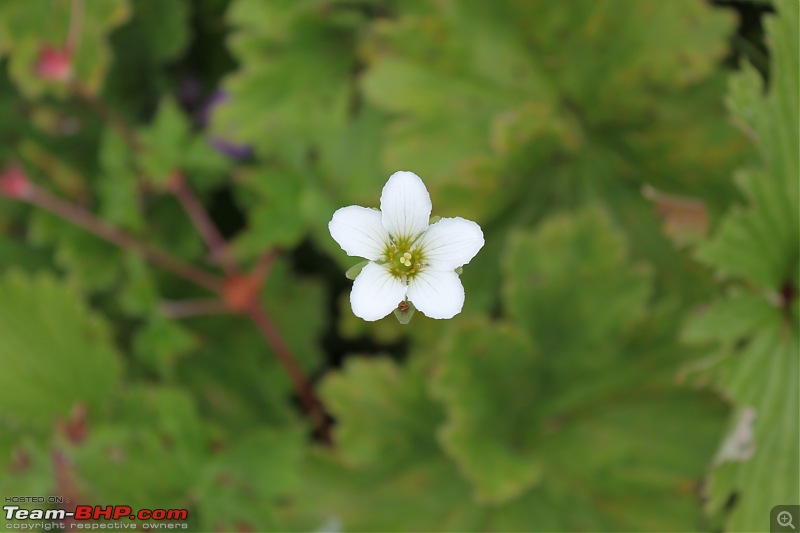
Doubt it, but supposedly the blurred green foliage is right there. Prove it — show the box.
[0,0,797,532]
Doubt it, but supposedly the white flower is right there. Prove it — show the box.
[329,171,484,321]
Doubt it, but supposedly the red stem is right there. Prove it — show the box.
[27,80,333,443]
[26,185,223,293]
[169,173,237,275]
[247,303,331,444]
[170,180,331,443]
[252,248,280,283]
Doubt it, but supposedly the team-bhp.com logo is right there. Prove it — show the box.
[4,505,189,529]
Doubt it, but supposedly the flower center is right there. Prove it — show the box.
[385,240,424,279]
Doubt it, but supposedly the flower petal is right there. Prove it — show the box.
[380,171,432,241]
[416,217,484,270]
[407,269,465,319]
[329,206,390,261]
[350,262,408,321]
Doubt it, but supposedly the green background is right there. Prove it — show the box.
[0,0,797,531]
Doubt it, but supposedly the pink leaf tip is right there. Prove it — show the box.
[36,45,72,82]
[1,163,32,199]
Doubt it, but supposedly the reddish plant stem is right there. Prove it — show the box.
[18,182,331,441]
[170,181,331,444]
[252,248,280,283]
[247,303,332,444]
[26,185,223,293]
[169,174,237,275]
[56,78,332,443]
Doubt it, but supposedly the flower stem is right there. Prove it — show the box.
[26,80,333,443]
[25,184,223,293]
[246,302,332,444]
[253,248,280,283]
[170,179,332,443]
[169,173,237,275]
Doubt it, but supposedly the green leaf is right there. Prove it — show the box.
[99,123,132,172]
[231,169,308,261]
[212,0,358,155]
[103,0,193,118]
[503,208,651,377]
[705,324,798,530]
[194,427,307,532]
[303,446,479,532]
[686,2,800,529]
[529,391,727,532]
[67,386,211,511]
[682,292,776,346]
[0,271,122,428]
[183,137,230,184]
[316,105,392,208]
[696,166,798,286]
[128,0,190,62]
[132,315,197,380]
[313,335,725,532]
[431,320,541,504]
[136,97,230,190]
[29,210,124,292]
[345,259,369,280]
[308,357,484,531]
[696,8,799,288]
[138,97,191,184]
[359,0,739,222]
[420,207,726,528]
[97,128,143,232]
[0,439,54,507]
[0,234,51,273]
[321,357,444,469]
[117,254,159,317]
[213,1,392,254]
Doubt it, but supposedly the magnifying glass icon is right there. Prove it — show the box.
[778,510,796,529]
